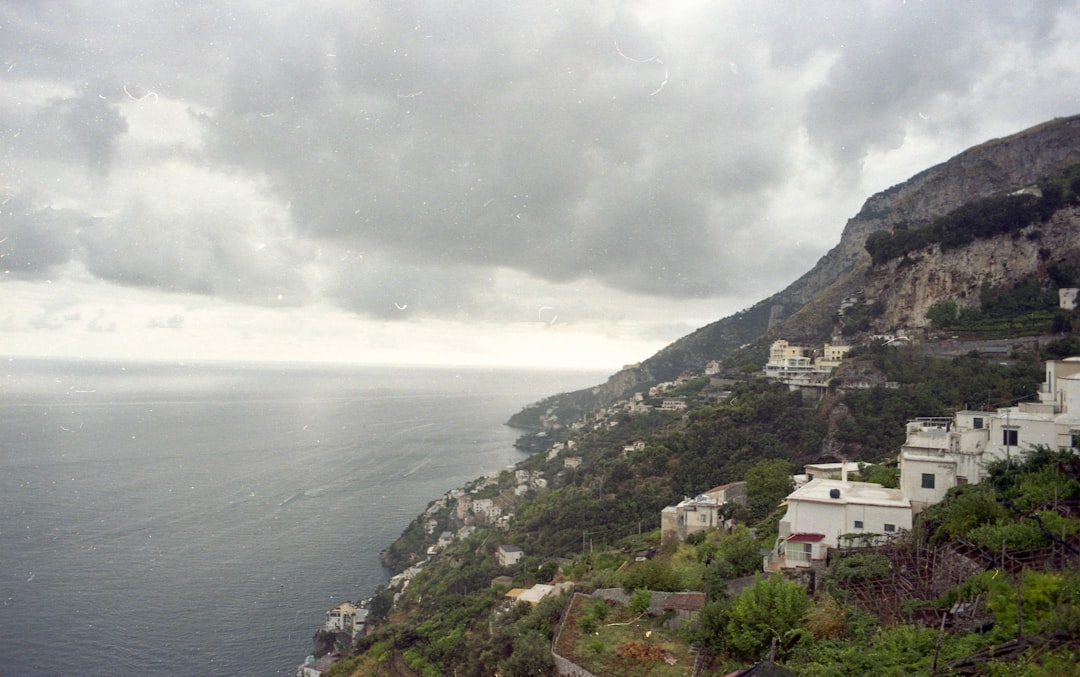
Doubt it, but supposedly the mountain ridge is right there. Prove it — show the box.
[509,114,1080,430]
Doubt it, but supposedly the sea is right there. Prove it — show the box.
[0,358,605,676]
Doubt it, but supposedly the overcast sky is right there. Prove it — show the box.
[2,1,1079,369]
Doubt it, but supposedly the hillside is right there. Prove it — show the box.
[313,117,1080,676]
[325,341,1080,677]
[509,114,1080,430]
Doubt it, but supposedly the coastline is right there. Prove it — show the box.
[294,425,540,675]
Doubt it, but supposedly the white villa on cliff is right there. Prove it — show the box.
[770,357,1080,570]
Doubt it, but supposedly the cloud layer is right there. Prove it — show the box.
[2,1,1079,365]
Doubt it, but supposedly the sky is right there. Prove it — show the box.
[2,1,1079,370]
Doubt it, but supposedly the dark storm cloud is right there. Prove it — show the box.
[3,0,1079,325]
[797,2,1074,163]
[199,1,800,307]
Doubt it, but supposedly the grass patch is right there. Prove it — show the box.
[556,594,699,677]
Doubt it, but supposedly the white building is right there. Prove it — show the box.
[660,482,747,545]
[900,358,1080,512]
[496,544,524,568]
[763,340,814,378]
[763,339,849,385]
[773,357,1080,569]
[324,602,368,637]
[773,472,912,569]
[1060,288,1079,310]
[296,654,338,677]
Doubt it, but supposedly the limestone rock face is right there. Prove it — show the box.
[864,206,1080,331]
[780,115,1080,323]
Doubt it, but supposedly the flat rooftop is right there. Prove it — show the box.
[788,478,909,508]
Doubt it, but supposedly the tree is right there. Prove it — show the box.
[629,588,652,615]
[926,300,958,328]
[745,458,794,519]
[499,629,553,677]
[726,574,812,660]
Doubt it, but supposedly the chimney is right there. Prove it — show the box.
[841,462,848,483]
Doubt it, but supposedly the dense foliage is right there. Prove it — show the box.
[836,347,1043,460]
[864,162,1080,266]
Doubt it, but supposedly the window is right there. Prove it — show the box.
[1003,428,1018,446]
[853,520,863,529]
[921,473,935,489]
[956,476,968,485]
[1071,432,1080,449]
[884,524,896,533]
[973,417,984,429]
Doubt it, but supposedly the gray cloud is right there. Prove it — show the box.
[76,197,315,305]
[0,192,88,278]
[148,315,184,329]
[2,0,1079,331]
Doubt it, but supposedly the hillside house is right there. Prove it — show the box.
[901,357,1080,512]
[1061,288,1078,310]
[815,343,852,370]
[773,357,1080,569]
[763,340,814,378]
[505,583,555,606]
[661,398,688,411]
[296,653,339,677]
[470,498,502,521]
[660,481,748,545]
[763,340,850,392]
[496,544,524,568]
[772,472,912,570]
[456,495,472,520]
[324,602,367,637]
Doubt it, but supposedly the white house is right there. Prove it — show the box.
[774,357,1080,569]
[324,602,367,637]
[900,358,1080,512]
[496,544,524,568]
[471,498,502,520]
[660,482,748,545]
[1060,288,1079,310]
[774,474,912,569]
[296,654,338,677]
[763,340,814,378]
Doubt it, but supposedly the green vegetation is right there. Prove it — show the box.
[328,338,1080,676]
[864,162,1080,266]
[924,278,1067,337]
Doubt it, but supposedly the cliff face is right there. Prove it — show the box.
[864,206,1080,331]
[510,115,1080,427]
[773,115,1080,333]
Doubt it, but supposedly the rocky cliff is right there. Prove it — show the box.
[509,115,1080,429]
[863,205,1080,331]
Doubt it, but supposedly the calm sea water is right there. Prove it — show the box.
[0,358,604,676]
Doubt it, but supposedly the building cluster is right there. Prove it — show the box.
[769,357,1080,571]
[762,340,852,387]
